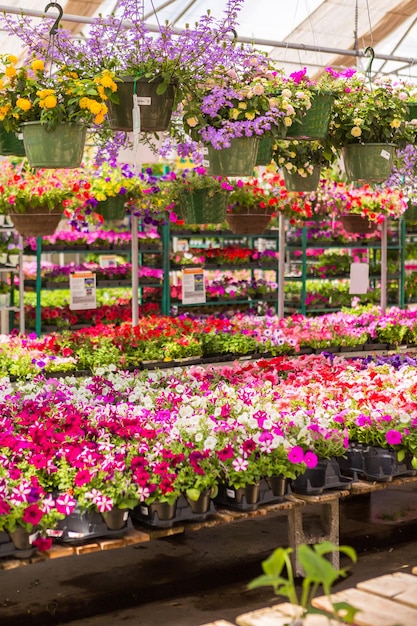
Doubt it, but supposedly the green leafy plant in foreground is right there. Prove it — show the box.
[248,541,358,624]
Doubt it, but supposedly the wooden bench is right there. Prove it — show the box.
[2,474,417,573]
[201,571,417,626]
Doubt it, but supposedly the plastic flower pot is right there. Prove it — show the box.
[342,143,396,182]
[283,166,321,192]
[255,136,275,166]
[96,196,127,221]
[340,215,377,234]
[107,76,176,132]
[286,92,334,141]
[21,122,86,169]
[204,137,259,177]
[8,205,63,238]
[178,191,227,224]
[0,125,25,156]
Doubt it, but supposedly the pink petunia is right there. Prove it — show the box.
[385,429,402,446]
[288,446,304,464]
[304,451,318,468]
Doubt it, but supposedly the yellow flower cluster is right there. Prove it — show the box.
[79,98,108,125]
[0,53,119,132]
[37,89,57,109]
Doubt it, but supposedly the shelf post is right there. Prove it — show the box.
[18,236,25,334]
[400,218,405,309]
[131,214,139,326]
[301,225,307,315]
[380,219,387,313]
[35,236,42,337]
[278,214,285,318]
[161,219,171,316]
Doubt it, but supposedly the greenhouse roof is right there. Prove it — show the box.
[1,0,417,79]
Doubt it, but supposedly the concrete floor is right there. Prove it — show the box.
[2,486,417,626]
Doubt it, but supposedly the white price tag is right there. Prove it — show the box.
[132,94,141,133]
[226,488,235,498]
[202,159,210,168]
[140,505,149,515]
[380,149,391,160]
[349,262,369,294]
[137,97,151,106]
[202,147,209,155]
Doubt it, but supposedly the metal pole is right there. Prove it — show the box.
[380,220,387,314]
[1,5,417,68]
[35,236,42,337]
[131,214,139,326]
[18,235,25,334]
[161,219,171,316]
[301,225,307,316]
[278,214,285,319]
[400,218,405,309]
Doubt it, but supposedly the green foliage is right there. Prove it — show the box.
[248,542,358,624]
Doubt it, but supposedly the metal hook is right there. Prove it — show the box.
[364,46,375,78]
[225,28,238,46]
[44,2,63,36]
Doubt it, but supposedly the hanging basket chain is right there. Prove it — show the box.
[44,1,64,71]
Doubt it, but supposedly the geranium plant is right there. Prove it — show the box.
[0,54,118,132]
[0,160,94,217]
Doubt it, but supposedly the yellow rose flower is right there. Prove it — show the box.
[351,126,362,137]
[390,119,401,129]
[229,108,240,120]
[283,117,293,127]
[31,59,45,72]
[245,112,256,120]
[238,102,247,110]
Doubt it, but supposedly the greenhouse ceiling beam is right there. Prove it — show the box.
[1,4,417,68]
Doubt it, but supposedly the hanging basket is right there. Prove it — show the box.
[96,196,127,221]
[0,125,25,157]
[178,191,227,224]
[21,122,86,169]
[283,166,321,192]
[8,205,63,238]
[286,92,334,141]
[204,137,259,177]
[407,102,417,121]
[405,202,417,222]
[255,136,275,166]
[107,76,176,132]
[226,212,272,235]
[342,143,396,182]
[340,215,377,234]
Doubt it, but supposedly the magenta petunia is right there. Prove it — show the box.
[385,429,402,446]
[304,451,318,468]
[288,446,304,464]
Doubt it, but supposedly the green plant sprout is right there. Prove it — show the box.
[248,541,358,624]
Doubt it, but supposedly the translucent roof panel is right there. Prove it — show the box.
[144,0,325,43]
[0,0,417,82]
